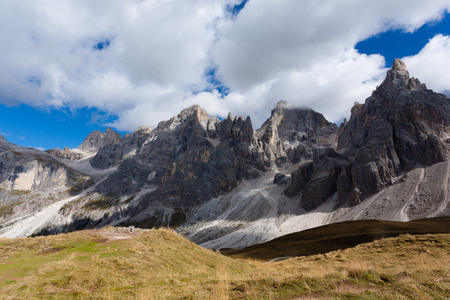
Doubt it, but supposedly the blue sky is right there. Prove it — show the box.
[356,12,450,68]
[1,1,450,150]
[0,105,127,149]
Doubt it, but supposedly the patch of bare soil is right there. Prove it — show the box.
[334,280,379,293]
[39,247,67,254]
[95,226,151,242]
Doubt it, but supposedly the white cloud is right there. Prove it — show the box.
[212,0,450,91]
[0,129,9,137]
[211,0,450,125]
[30,146,45,152]
[403,34,450,96]
[0,0,449,132]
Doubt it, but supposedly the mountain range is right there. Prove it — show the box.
[0,59,449,249]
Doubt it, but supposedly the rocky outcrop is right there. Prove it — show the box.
[273,173,288,185]
[45,147,83,160]
[336,58,449,203]
[0,145,92,193]
[284,148,348,210]
[257,101,337,166]
[283,59,450,211]
[78,127,122,153]
[89,126,151,170]
[91,105,267,228]
[0,137,94,227]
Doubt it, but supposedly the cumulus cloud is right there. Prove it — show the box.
[403,34,450,96]
[0,0,450,131]
[212,0,450,125]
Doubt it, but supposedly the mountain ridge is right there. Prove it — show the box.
[0,59,449,249]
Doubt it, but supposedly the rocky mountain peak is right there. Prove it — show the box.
[0,134,6,143]
[177,104,206,121]
[382,58,426,93]
[392,58,406,72]
[258,100,336,144]
[78,127,122,153]
[135,126,152,134]
[335,58,450,205]
[156,104,211,131]
[275,99,288,110]
[256,100,337,165]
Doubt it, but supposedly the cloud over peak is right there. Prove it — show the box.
[1,0,449,131]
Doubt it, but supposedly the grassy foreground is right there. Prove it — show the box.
[0,227,449,299]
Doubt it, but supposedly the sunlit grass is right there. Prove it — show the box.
[0,228,449,299]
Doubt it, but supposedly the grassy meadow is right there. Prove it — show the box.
[0,222,449,299]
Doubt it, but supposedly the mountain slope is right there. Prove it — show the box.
[179,59,450,248]
[335,58,449,205]
[0,137,93,238]
[0,59,449,250]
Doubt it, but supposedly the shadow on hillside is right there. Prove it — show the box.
[221,217,450,261]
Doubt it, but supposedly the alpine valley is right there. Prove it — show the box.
[1,59,449,250]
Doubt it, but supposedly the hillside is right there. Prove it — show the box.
[0,227,449,299]
[222,217,450,260]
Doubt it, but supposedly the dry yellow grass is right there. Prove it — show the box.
[0,228,449,299]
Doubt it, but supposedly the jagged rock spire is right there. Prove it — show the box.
[382,58,426,92]
[78,127,122,153]
[392,58,407,72]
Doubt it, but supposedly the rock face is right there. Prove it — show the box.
[92,105,266,228]
[88,127,147,170]
[284,59,450,212]
[45,147,83,160]
[0,141,91,193]
[78,127,123,153]
[257,100,338,165]
[87,103,340,228]
[336,58,449,203]
[2,59,450,249]
[0,137,93,230]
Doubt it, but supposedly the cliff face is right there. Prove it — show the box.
[282,59,450,212]
[91,105,266,228]
[336,58,449,204]
[0,137,93,233]
[256,100,338,165]
[83,102,341,228]
[0,140,91,193]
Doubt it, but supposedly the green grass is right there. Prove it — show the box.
[59,197,84,212]
[0,201,24,218]
[0,226,449,299]
[82,197,120,210]
[7,190,30,196]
